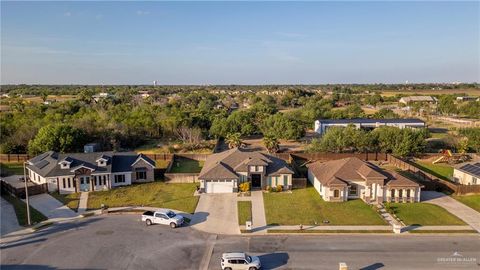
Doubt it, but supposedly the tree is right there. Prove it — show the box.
[225,133,243,149]
[459,128,480,153]
[263,135,280,153]
[261,113,304,140]
[437,95,457,115]
[28,124,87,155]
[174,126,203,150]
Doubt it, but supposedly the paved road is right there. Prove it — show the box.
[192,194,239,235]
[27,194,78,219]
[422,191,480,232]
[0,197,21,236]
[1,215,479,270]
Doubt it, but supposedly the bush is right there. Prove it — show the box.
[271,186,277,192]
[265,185,272,192]
[239,182,250,192]
[276,185,283,192]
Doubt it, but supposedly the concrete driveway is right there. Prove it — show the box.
[191,193,239,235]
[27,194,78,219]
[421,191,480,233]
[1,197,21,236]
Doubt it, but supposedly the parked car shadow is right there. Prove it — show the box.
[258,252,289,269]
[186,211,209,226]
[360,262,385,270]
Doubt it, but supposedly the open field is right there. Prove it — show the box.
[263,186,386,226]
[387,203,466,226]
[453,195,480,212]
[380,88,480,97]
[87,182,199,213]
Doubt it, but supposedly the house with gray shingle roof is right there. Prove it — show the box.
[26,151,155,194]
[307,157,421,203]
[198,148,294,193]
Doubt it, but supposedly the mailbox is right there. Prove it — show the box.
[246,221,252,231]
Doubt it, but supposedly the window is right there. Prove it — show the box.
[333,189,340,198]
[283,175,288,186]
[114,174,125,183]
[399,189,403,198]
[62,178,66,188]
[391,189,395,197]
[68,178,71,188]
[473,177,478,185]
[103,175,107,185]
[349,185,357,196]
[136,171,147,180]
[407,189,411,198]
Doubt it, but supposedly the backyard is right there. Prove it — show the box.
[414,161,453,181]
[453,195,480,212]
[0,162,24,176]
[263,186,386,226]
[87,182,199,213]
[387,203,466,226]
[169,158,204,173]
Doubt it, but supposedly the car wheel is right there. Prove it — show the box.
[248,267,257,270]
[224,268,232,270]
[170,222,176,228]
[146,219,152,226]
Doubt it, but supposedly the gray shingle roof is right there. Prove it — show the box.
[27,151,155,177]
[198,148,293,180]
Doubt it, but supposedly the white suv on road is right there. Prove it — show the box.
[221,252,261,270]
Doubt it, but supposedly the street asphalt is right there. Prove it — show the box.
[1,215,479,270]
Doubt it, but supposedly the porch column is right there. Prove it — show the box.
[108,175,112,189]
[75,177,80,193]
[394,189,399,202]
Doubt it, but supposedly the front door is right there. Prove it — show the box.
[251,174,261,188]
[80,176,90,191]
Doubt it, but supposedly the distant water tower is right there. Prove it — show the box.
[153,80,157,87]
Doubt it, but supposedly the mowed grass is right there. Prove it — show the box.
[388,203,466,226]
[87,182,199,213]
[263,186,386,226]
[453,195,480,212]
[0,162,24,176]
[169,158,204,173]
[237,201,252,225]
[50,192,81,212]
[1,193,47,226]
[414,161,453,181]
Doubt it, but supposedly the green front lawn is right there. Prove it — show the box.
[169,158,204,173]
[50,192,81,212]
[414,161,453,181]
[263,186,386,225]
[237,201,252,225]
[87,182,199,213]
[387,203,466,226]
[1,193,47,226]
[453,195,480,212]
[0,162,24,176]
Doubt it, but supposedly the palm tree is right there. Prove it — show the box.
[226,133,242,149]
[263,135,280,153]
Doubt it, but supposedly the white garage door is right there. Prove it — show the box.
[205,180,234,193]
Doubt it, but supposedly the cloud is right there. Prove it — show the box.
[136,10,150,16]
[64,12,71,17]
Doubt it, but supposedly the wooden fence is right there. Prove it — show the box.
[292,178,307,189]
[0,180,48,199]
[387,154,480,195]
[164,173,199,183]
[0,154,30,163]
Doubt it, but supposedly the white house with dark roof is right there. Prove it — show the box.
[453,162,480,185]
[198,148,294,193]
[26,151,155,194]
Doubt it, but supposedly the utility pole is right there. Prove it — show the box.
[23,161,31,226]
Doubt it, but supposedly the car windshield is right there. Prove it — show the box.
[166,211,176,218]
[246,256,252,263]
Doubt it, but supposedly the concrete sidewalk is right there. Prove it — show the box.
[1,197,21,236]
[421,191,480,233]
[78,192,89,214]
[27,194,78,219]
[250,190,267,234]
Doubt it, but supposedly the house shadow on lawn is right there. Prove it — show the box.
[258,252,289,269]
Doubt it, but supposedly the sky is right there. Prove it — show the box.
[1,1,479,85]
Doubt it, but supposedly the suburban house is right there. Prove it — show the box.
[26,151,156,194]
[399,96,437,105]
[307,157,421,203]
[198,148,294,193]
[453,162,480,185]
[314,118,426,135]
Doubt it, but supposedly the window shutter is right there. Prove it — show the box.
[268,176,272,186]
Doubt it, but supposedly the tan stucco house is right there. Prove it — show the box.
[198,148,294,193]
[453,162,480,185]
[26,151,155,194]
[307,157,421,203]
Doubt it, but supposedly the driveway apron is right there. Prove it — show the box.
[27,193,78,219]
[1,197,21,236]
[191,193,239,235]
